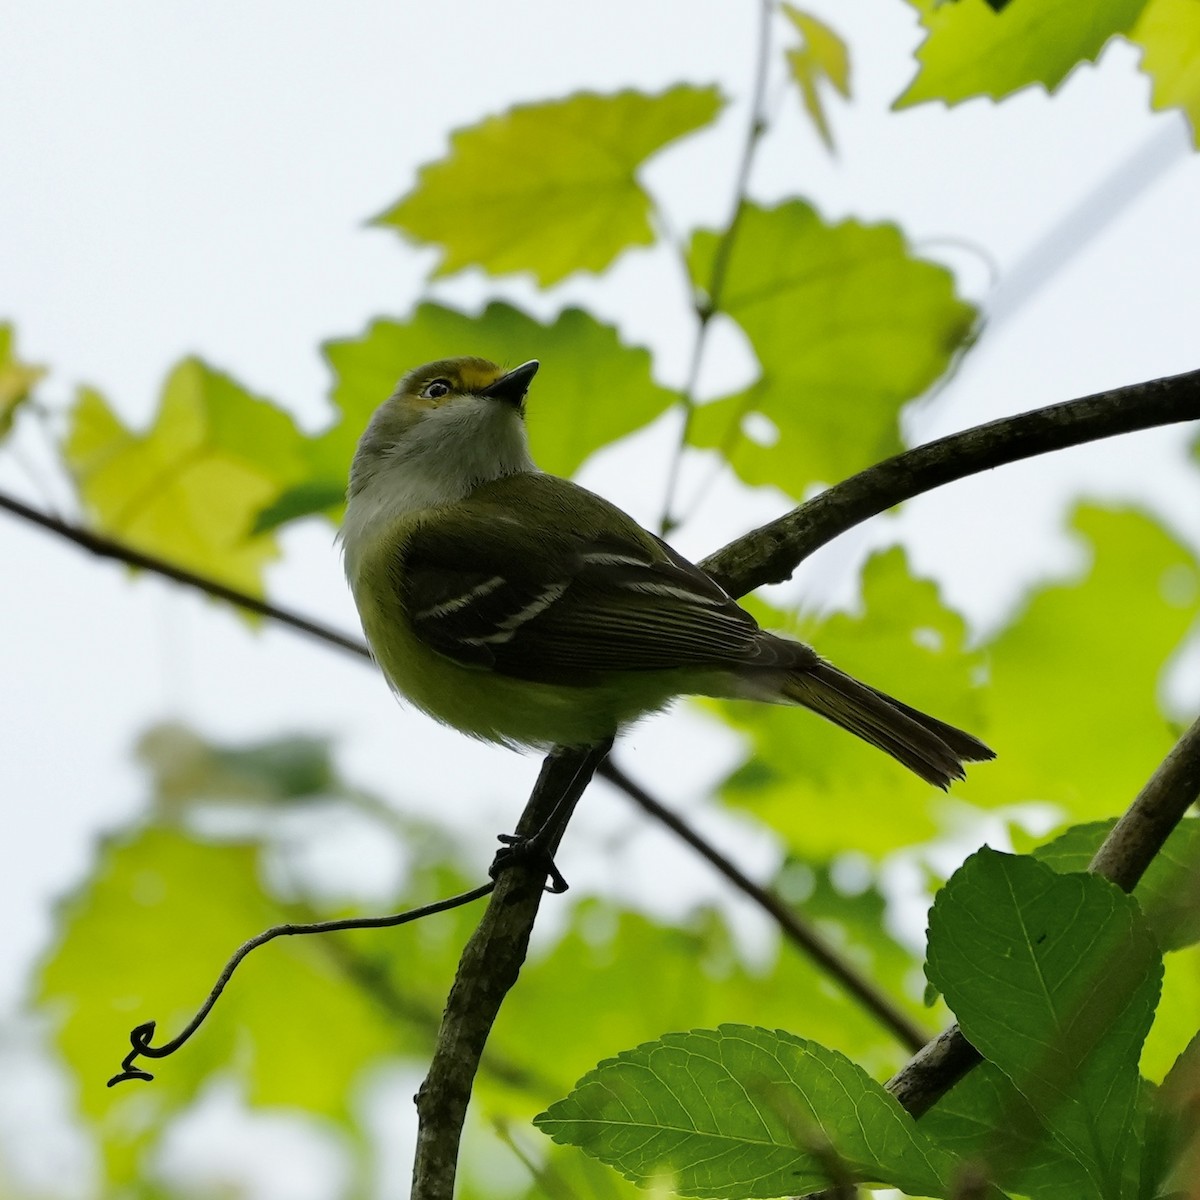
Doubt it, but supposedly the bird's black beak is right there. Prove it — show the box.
[482,360,539,407]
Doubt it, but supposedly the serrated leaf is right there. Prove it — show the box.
[927,848,1162,1197]
[271,302,679,533]
[897,0,1149,108]
[713,545,988,858]
[62,359,308,596]
[1151,1030,1200,1195]
[687,201,975,496]
[535,1025,960,1198]
[375,86,724,285]
[0,322,46,439]
[966,505,1200,819]
[1132,0,1200,148]
[1035,818,1200,951]
[782,6,851,149]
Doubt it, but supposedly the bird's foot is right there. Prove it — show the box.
[490,833,569,894]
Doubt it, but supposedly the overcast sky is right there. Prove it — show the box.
[3,3,1200,1196]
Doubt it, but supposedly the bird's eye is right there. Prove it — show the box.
[422,378,452,400]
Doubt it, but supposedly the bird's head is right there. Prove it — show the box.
[348,357,540,502]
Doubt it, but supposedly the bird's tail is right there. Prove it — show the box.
[780,661,995,789]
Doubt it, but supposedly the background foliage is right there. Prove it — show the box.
[2,1,1199,1197]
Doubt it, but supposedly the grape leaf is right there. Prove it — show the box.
[782,6,851,149]
[0,322,46,440]
[927,849,1161,1197]
[687,201,975,497]
[535,1025,959,1198]
[897,0,1149,108]
[375,86,724,285]
[264,302,677,530]
[1132,0,1200,148]
[62,359,308,596]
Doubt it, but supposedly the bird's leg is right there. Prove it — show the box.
[490,736,614,893]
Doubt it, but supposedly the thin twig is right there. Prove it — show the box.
[601,759,930,1052]
[105,882,494,1086]
[0,490,370,658]
[882,713,1200,1120]
[660,0,774,535]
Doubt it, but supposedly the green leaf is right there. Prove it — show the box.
[276,301,679,533]
[1150,1030,1200,1195]
[782,6,851,149]
[375,86,724,285]
[0,322,46,440]
[534,1025,959,1198]
[927,848,1162,1196]
[1141,942,1200,1082]
[896,0,1149,108]
[1132,0,1200,148]
[713,545,988,858]
[135,721,339,811]
[1034,818,1200,951]
[923,1062,1100,1200]
[62,359,309,596]
[687,201,975,496]
[965,505,1200,819]
[37,827,409,1182]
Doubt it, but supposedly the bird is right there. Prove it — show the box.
[340,356,994,789]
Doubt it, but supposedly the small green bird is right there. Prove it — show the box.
[341,357,994,787]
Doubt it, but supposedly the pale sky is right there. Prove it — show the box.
[2,3,1199,1196]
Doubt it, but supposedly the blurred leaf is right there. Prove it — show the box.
[1142,942,1200,1082]
[36,826,445,1183]
[966,505,1200,819]
[782,6,851,149]
[1034,817,1200,951]
[713,545,988,858]
[375,86,724,285]
[535,1025,959,1198]
[927,848,1161,1195]
[273,301,679,532]
[136,721,339,810]
[251,478,348,534]
[0,322,46,440]
[1132,0,1200,148]
[687,201,975,496]
[62,359,308,596]
[461,1132,655,1200]
[896,0,1148,108]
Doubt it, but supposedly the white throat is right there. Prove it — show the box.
[340,395,536,578]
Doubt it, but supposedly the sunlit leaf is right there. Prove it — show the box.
[1034,818,1200,951]
[62,359,308,596]
[927,849,1161,1195]
[965,505,1200,819]
[0,322,46,440]
[1141,942,1200,1082]
[782,6,851,149]
[896,0,1149,108]
[1133,0,1200,148]
[267,302,678,531]
[375,86,724,285]
[712,546,988,858]
[687,201,975,496]
[535,1025,959,1198]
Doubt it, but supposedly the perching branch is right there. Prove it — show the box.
[883,712,1200,1120]
[701,366,1200,596]
[601,759,932,1052]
